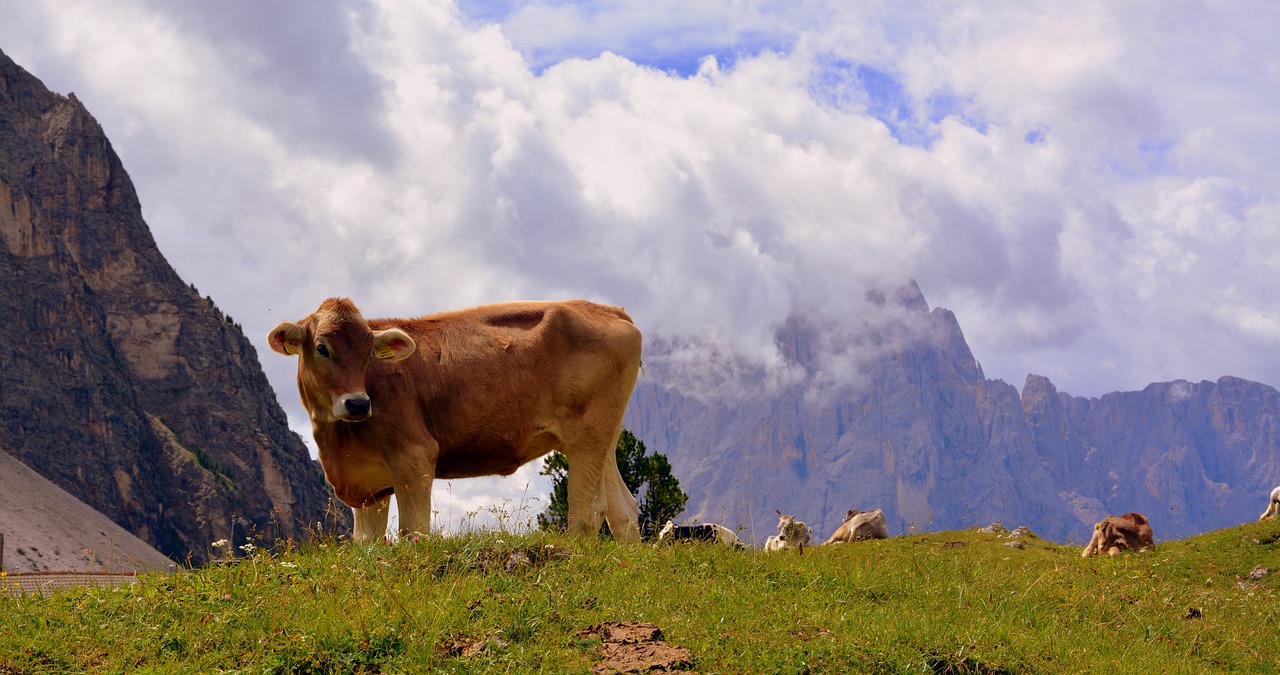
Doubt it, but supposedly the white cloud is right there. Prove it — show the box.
[3,0,1279,523]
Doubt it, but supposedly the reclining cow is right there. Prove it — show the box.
[822,508,889,544]
[1261,486,1280,521]
[657,521,742,547]
[1081,512,1155,558]
[765,513,813,553]
[268,297,643,543]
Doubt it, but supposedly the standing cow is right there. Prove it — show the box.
[822,508,889,544]
[1261,486,1280,521]
[268,298,643,543]
[1081,512,1155,558]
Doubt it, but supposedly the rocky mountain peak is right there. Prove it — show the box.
[0,48,347,565]
[627,291,1280,545]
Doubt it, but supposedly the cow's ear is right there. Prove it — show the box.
[268,321,306,356]
[373,328,416,362]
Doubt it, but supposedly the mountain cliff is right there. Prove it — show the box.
[625,282,1280,545]
[0,48,347,564]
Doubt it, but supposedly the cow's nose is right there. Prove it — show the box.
[343,394,371,417]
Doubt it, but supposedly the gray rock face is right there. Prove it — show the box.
[0,48,347,564]
[626,282,1280,545]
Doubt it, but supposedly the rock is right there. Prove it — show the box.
[0,48,346,565]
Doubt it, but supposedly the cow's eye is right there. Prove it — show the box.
[316,343,331,359]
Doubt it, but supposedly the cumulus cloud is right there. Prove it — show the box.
[3,0,1279,526]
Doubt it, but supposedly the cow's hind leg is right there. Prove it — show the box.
[563,423,639,542]
[598,442,640,542]
[564,444,606,539]
[353,494,392,543]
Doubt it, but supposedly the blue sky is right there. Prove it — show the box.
[2,0,1278,527]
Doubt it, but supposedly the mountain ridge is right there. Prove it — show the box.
[625,282,1280,545]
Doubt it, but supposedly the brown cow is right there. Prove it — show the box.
[268,298,643,543]
[822,508,889,545]
[1081,512,1155,558]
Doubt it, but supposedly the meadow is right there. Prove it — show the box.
[1,517,1277,673]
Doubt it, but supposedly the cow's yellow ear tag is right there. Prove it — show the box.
[375,345,396,360]
[284,343,300,355]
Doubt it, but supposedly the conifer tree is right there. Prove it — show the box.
[537,429,687,539]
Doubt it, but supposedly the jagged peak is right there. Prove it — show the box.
[865,278,929,313]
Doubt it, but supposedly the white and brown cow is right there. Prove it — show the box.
[822,508,889,545]
[1261,486,1280,521]
[268,298,643,543]
[1081,512,1155,558]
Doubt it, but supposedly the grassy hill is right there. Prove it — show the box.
[2,518,1277,673]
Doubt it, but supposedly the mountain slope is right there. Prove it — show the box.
[0,48,348,564]
[0,450,173,573]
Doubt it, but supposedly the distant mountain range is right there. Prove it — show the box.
[625,281,1280,545]
[0,48,346,566]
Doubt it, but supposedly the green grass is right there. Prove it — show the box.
[2,520,1278,673]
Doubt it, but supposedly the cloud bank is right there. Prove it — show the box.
[3,0,1278,524]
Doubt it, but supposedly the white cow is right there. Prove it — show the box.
[1261,486,1280,521]
[765,513,813,553]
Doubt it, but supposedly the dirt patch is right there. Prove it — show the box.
[577,622,693,673]
[437,635,506,658]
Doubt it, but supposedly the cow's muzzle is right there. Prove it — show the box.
[334,393,372,421]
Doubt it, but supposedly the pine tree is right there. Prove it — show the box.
[537,428,688,539]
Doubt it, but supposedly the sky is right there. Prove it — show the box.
[3,1,1279,531]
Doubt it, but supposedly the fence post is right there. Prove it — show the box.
[1,532,5,572]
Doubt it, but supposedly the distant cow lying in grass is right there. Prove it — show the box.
[1081,512,1155,558]
[657,521,742,547]
[1261,486,1280,521]
[765,513,813,553]
[822,508,889,544]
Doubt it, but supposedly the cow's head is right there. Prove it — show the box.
[267,298,415,423]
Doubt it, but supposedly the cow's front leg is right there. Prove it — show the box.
[390,449,435,538]
[353,493,392,543]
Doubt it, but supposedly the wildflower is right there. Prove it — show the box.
[211,539,229,548]
[279,562,297,569]
[240,543,257,554]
